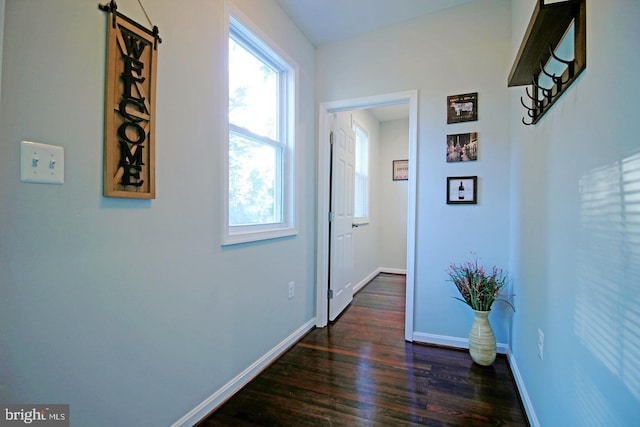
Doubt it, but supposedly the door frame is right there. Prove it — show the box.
[315,90,418,341]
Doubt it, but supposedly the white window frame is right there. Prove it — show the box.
[353,121,369,225]
[222,3,298,245]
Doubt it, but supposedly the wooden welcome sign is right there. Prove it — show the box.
[101,1,159,198]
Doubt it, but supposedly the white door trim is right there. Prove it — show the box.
[315,90,418,341]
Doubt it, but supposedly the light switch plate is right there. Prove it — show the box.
[20,140,64,184]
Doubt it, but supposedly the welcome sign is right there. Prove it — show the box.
[102,3,159,198]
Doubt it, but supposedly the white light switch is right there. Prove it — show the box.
[20,140,64,184]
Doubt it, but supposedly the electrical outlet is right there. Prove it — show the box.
[288,281,295,299]
[538,328,544,360]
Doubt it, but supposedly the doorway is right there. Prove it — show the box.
[315,90,418,341]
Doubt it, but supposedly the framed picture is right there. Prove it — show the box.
[447,132,478,162]
[447,176,477,204]
[393,160,408,181]
[447,92,478,124]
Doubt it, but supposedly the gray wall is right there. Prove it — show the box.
[317,0,513,345]
[0,0,4,111]
[0,0,316,425]
[379,119,409,271]
[3,0,639,425]
[343,110,382,288]
[347,110,409,290]
[509,0,640,425]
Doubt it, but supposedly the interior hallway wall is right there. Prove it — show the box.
[0,0,316,425]
[345,111,410,290]
[0,0,4,109]
[316,0,513,344]
[379,118,409,271]
[508,0,640,424]
[346,109,383,288]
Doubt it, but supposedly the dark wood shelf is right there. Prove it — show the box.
[508,0,582,87]
[509,0,586,125]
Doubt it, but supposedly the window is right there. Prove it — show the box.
[224,12,297,244]
[353,122,369,223]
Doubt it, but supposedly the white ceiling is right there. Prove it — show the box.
[274,0,475,122]
[275,0,475,46]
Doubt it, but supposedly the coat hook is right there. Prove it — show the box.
[525,87,544,108]
[520,97,537,118]
[548,44,573,65]
[532,77,556,100]
[540,61,568,90]
[548,45,575,78]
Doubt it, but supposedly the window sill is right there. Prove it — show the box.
[222,226,298,246]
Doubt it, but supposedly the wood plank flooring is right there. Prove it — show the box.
[198,273,529,426]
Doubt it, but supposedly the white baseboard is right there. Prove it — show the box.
[353,268,382,294]
[412,332,537,426]
[411,331,508,354]
[353,267,407,294]
[380,267,407,275]
[505,347,540,427]
[412,331,468,349]
[171,318,316,427]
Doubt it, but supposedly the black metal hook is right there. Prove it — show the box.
[548,45,575,79]
[540,61,569,90]
[520,97,537,118]
[525,87,544,108]
[522,116,533,126]
[98,0,116,13]
[532,77,556,100]
[548,44,573,65]
[152,25,162,50]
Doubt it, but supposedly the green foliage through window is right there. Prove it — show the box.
[226,15,294,242]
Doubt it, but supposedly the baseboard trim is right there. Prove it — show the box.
[412,332,537,426]
[171,318,316,427]
[505,347,540,427]
[412,331,508,354]
[379,267,407,275]
[353,268,382,294]
[353,267,407,294]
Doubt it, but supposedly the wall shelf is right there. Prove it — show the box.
[509,0,586,125]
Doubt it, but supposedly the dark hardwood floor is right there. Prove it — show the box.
[198,273,529,426]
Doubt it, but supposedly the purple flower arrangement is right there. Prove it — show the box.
[447,256,515,312]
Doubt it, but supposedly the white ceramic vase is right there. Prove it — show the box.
[468,310,496,366]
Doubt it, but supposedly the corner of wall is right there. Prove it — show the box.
[505,346,540,427]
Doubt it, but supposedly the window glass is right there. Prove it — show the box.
[228,38,278,140]
[228,130,282,226]
[353,123,369,220]
[224,13,296,244]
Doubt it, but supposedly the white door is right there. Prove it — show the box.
[329,113,356,321]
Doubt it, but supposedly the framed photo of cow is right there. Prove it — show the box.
[447,92,478,124]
